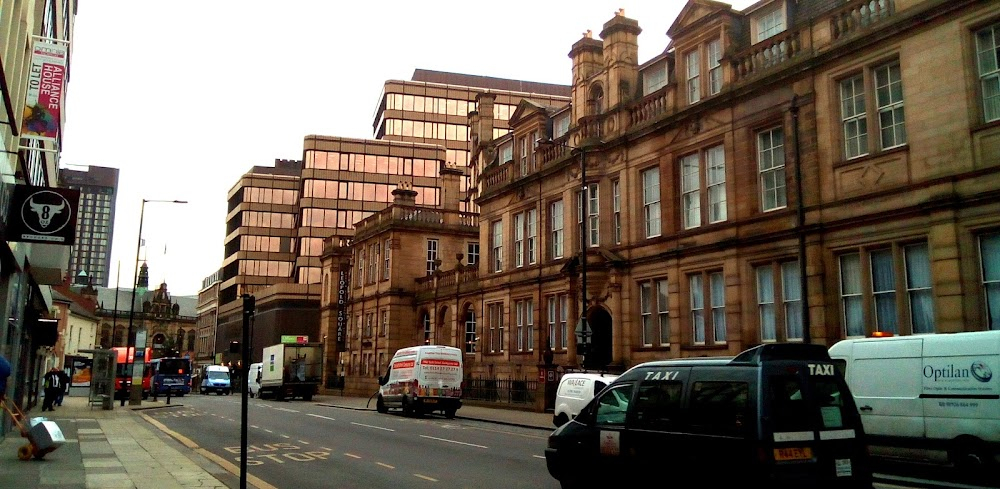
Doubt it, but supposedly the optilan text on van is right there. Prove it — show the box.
[923,361,992,383]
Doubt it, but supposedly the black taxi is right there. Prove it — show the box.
[544,343,874,488]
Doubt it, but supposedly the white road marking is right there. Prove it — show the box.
[250,425,259,429]
[414,474,438,482]
[377,462,395,469]
[350,422,395,432]
[264,429,273,433]
[321,447,333,451]
[345,453,362,459]
[299,440,310,445]
[274,407,299,413]
[281,435,291,439]
[419,435,488,449]
[532,455,545,459]
[307,414,336,421]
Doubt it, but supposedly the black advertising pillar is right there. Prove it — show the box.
[240,294,255,489]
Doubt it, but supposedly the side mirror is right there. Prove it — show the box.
[378,375,387,386]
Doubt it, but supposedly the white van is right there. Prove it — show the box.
[553,372,618,426]
[247,362,263,398]
[199,365,232,395]
[829,330,1000,473]
[377,345,463,418]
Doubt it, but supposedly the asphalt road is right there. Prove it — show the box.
[142,394,999,489]
[143,393,560,489]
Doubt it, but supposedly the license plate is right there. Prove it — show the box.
[423,399,438,404]
[774,447,813,461]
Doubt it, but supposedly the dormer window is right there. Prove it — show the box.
[643,61,668,95]
[553,113,571,138]
[753,2,786,43]
[500,141,513,164]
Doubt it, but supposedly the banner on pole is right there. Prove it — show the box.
[20,39,67,144]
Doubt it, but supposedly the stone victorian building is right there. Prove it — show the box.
[90,263,198,360]
[325,0,1000,410]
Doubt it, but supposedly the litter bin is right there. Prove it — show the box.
[101,395,113,410]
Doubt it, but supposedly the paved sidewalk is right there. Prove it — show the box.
[0,395,232,489]
[0,392,555,488]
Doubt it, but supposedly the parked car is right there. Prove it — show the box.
[553,372,618,426]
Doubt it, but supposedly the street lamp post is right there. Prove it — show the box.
[538,138,591,368]
[575,146,590,368]
[127,198,187,405]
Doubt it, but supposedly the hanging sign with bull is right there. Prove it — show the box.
[6,185,80,245]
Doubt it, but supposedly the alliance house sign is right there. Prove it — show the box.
[6,184,79,245]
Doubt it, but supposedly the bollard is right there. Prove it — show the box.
[166,388,171,404]
[119,385,127,407]
[152,383,158,402]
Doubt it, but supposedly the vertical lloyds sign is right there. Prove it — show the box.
[20,39,67,144]
[336,265,350,349]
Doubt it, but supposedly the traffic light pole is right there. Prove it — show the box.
[239,294,254,489]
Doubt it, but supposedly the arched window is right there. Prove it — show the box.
[589,84,605,115]
[187,330,196,352]
[176,329,185,352]
[465,309,477,354]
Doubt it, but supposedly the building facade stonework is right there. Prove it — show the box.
[325,0,1000,411]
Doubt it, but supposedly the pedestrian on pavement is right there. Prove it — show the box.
[41,367,62,411]
[0,353,11,401]
[56,368,70,406]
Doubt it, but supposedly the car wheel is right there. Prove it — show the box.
[376,396,388,414]
[950,438,994,476]
[402,397,413,417]
[553,413,569,427]
[444,407,456,419]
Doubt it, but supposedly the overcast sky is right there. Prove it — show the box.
[59,1,756,297]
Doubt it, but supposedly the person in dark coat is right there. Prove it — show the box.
[0,354,11,401]
[56,369,70,406]
[41,367,61,411]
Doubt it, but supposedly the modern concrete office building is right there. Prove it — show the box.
[327,0,1000,413]
[59,165,119,287]
[210,72,571,366]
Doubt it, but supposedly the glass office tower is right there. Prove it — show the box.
[59,165,119,287]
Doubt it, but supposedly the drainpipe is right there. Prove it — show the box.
[791,96,811,344]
